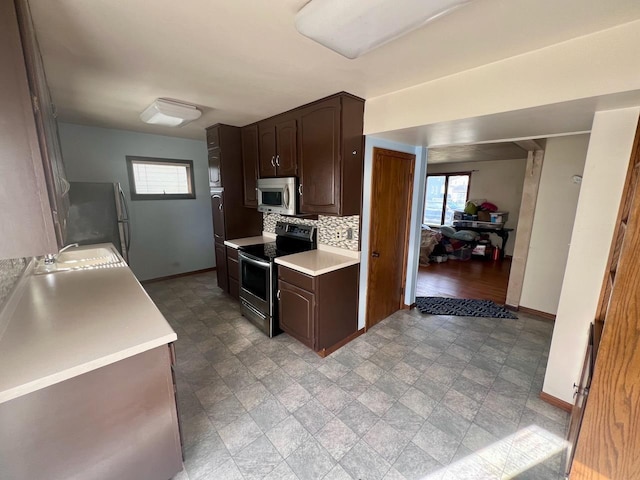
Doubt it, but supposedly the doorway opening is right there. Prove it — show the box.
[366,147,415,329]
[415,142,529,305]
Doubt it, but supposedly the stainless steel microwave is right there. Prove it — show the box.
[257,177,297,216]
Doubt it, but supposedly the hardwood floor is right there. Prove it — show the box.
[415,257,512,304]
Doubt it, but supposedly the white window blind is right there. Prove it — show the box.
[131,162,191,194]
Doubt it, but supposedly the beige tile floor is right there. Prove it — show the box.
[145,272,569,480]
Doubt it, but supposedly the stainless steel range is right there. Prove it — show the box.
[238,221,316,337]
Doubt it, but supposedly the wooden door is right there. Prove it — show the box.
[366,148,415,329]
[298,98,341,215]
[215,241,228,293]
[211,191,225,241]
[572,119,640,479]
[278,280,315,349]
[258,123,277,177]
[241,125,259,207]
[275,118,297,176]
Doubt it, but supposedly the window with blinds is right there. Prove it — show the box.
[126,156,196,200]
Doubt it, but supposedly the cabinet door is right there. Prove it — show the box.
[298,98,341,214]
[208,147,222,187]
[258,123,277,178]
[211,192,225,241]
[275,118,297,176]
[206,126,220,149]
[16,0,69,246]
[241,125,259,207]
[278,279,315,349]
[0,0,59,258]
[215,241,229,293]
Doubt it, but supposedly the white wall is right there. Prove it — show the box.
[427,158,527,256]
[519,135,589,315]
[364,19,640,135]
[359,137,425,329]
[58,123,214,281]
[544,107,640,404]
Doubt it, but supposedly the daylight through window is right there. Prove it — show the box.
[423,173,470,225]
[126,156,196,200]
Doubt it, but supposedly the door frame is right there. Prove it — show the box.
[365,147,416,330]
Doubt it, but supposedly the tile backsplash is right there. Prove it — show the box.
[263,214,360,251]
[0,258,27,309]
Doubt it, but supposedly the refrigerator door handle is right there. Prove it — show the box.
[115,183,131,262]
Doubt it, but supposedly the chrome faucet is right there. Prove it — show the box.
[43,243,79,265]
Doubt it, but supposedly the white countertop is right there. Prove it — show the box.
[224,232,276,249]
[275,244,360,276]
[0,245,176,404]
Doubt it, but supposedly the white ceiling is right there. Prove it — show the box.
[29,0,640,140]
[427,142,528,164]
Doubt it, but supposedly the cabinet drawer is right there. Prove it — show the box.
[278,266,315,292]
[226,247,239,261]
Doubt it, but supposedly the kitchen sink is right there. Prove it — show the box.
[34,245,126,275]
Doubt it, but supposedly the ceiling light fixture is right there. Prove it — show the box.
[295,0,473,59]
[140,99,202,127]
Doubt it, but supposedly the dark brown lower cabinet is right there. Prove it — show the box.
[215,241,228,293]
[278,264,359,353]
[279,279,315,348]
[227,247,240,300]
[0,346,182,480]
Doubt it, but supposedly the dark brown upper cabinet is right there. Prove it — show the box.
[258,118,298,178]
[205,124,262,240]
[246,92,364,216]
[298,94,364,216]
[207,147,222,188]
[241,125,259,207]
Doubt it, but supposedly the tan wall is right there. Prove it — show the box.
[544,107,640,404]
[364,20,640,135]
[520,135,589,315]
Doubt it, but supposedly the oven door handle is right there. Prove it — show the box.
[239,253,271,269]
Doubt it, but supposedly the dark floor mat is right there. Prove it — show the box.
[415,297,517,319]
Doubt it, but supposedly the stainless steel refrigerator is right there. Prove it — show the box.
[66,182,131,263]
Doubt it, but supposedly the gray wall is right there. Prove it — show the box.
[58,123,214,281]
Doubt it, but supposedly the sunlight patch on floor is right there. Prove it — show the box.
[423,424,569,480]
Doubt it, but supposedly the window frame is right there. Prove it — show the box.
[424,171,472,226]
[126,155,196,201]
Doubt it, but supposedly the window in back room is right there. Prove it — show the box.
[423,172,470,226]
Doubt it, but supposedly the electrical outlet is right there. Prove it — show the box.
[335,228,353,241]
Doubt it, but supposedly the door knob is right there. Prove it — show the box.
[372,251,380,258]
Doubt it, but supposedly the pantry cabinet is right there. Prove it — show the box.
[206,124,262,295]
[241,124,259,207]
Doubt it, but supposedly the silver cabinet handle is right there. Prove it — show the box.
[277,289,281,301]
[298,184,303,196]
[275,155,280,167]
[219,203,223,211]
[271,156,276,167]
